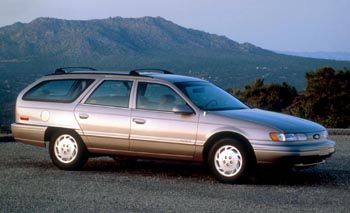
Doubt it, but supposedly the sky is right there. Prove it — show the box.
[0,0,349,52]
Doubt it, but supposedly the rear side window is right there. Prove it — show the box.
[23,79,94,103]
[85,80,133,108]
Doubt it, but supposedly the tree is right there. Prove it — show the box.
[288,67,350,128]
[230,78,297,112]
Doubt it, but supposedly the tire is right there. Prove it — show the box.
[49,130,89,170]
[208,138,256,184]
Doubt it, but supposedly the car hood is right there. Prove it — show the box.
[213,108,325,133]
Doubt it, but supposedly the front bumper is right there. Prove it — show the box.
[11,123,47,147]
[252,139,336,166]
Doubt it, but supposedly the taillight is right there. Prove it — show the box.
[20,116,29,121]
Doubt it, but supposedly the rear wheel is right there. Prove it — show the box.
[208,138,255,183]
[49,130,88,170]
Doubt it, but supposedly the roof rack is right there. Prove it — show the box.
[55,67,97,74]
[129,68,173,76]
[52,67,174,77]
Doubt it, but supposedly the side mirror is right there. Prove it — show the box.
[172,105,194,115]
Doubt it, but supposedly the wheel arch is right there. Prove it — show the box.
[44,127,81,142]
[202,131,256,163]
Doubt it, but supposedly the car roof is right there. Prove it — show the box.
[49,67,206,84]
[145,73,206,83]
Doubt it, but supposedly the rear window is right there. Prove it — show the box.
[23,79,94,103]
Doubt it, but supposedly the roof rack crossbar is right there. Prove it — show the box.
[52,67,174,77]
[55,67,97,74]
[129,68,173,76]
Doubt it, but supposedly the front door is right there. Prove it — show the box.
[130,82,198,160]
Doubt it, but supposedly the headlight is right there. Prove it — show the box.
[321,130,329,139]
[270,132,307,142]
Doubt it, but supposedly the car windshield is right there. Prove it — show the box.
[175,81,248,111]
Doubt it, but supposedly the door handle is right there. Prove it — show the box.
[133,118,146,124]
[79,113,89,119]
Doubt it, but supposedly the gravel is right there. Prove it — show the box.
[0,135,349,212]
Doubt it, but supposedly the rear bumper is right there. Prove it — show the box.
[252,139,336,166]
[11,123,47,147]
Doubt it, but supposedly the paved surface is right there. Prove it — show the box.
[0,135,349,212]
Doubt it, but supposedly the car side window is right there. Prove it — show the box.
[85,80,132,108]
[136,82,185,111]
[23,79,94,103]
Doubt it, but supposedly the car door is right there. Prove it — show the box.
[130,81,198,160]
[74,79,133,151]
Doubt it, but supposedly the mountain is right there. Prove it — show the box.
[0,17,263,58]
[1,16,350,90]
[275,51,350,61]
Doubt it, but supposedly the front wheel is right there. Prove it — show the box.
[208,138,255,183]
[49,130,89,170]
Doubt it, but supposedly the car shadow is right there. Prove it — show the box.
[81,157,349,186]
[83,158,214,180]
[252,165,345,186]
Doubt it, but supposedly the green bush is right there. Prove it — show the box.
[230,78,297,112]
[230,67,350,128]
[288,67,350,128]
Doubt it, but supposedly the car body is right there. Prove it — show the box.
[11,68,335,183]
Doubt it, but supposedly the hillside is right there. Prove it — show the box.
[0,17,259,58]
[1,16,349,89]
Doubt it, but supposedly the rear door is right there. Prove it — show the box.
[74,79,133,151]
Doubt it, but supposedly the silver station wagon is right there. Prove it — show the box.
[11,68,335,183]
